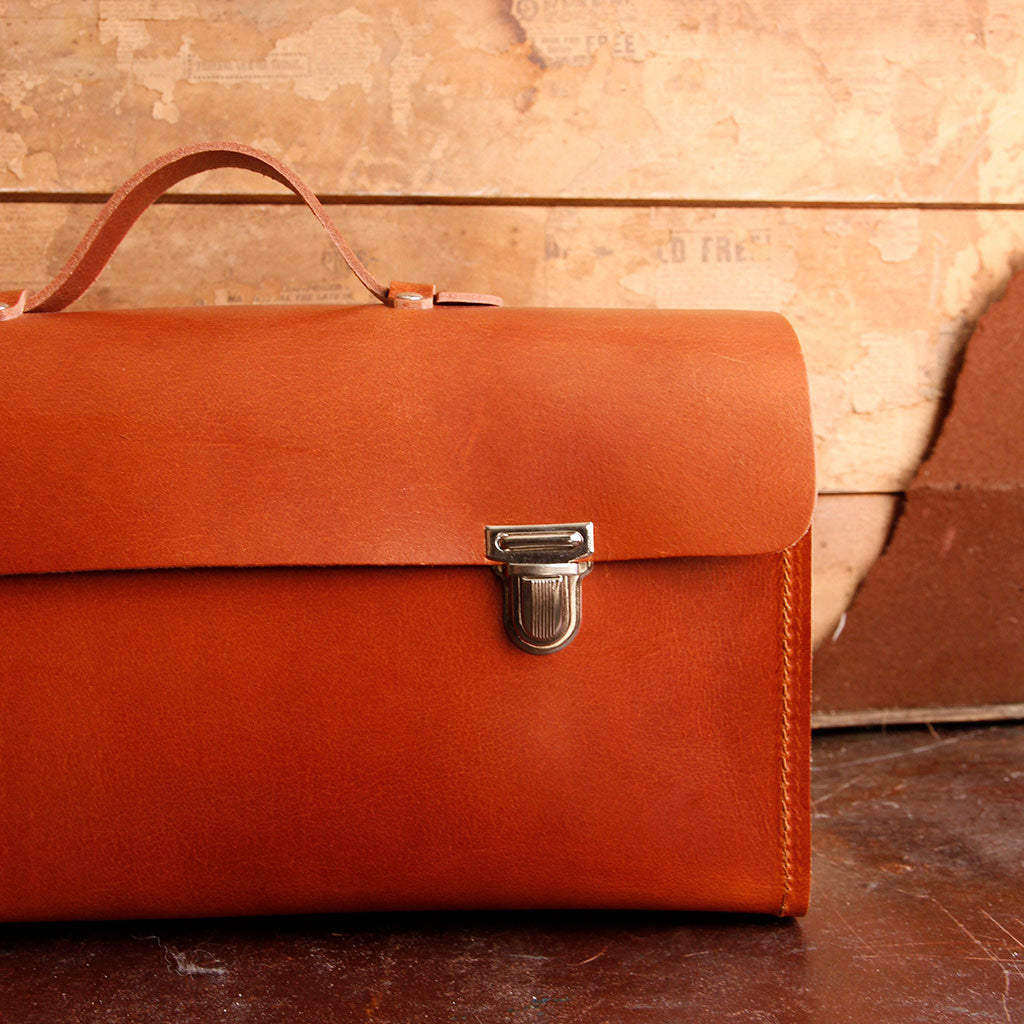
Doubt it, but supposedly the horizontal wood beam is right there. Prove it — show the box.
[3,202,1018,493]
[2,1,1022,203]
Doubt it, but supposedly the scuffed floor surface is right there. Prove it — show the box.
[1,723,1021,1023]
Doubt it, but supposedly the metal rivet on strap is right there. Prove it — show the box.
[393,292,423,301]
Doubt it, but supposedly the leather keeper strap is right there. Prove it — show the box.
[6,142,501,315]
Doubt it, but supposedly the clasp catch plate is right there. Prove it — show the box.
[485,523,594,655]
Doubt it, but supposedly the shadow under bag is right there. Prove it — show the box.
[0,143,815,921]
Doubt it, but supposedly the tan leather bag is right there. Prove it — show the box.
[0,143,815,921]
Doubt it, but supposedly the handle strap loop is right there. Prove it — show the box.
[1,142,501,318]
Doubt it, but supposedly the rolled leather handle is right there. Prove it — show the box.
[2,142,500,317]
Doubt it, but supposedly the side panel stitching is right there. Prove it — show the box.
[778,545,795,916]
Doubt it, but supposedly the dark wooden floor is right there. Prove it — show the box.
[1,723,1022,1023]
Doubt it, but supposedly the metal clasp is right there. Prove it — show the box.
[484,523,594,655]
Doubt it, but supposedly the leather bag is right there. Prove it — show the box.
[0,143,815,921]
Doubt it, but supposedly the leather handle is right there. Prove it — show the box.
[2,142,501,317]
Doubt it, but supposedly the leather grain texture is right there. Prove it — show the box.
[0,305,813,574]
[0,144,814,922]
[0,534,810,922]
[0,301,814,921]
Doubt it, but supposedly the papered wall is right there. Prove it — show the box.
[3,0,1023,644]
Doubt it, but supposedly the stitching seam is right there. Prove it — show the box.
[778,544,795,916]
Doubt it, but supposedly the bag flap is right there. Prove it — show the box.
[0,305,814,576]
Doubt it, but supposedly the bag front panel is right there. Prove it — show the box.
[0,535,810,922]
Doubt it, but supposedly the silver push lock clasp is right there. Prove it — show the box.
[484,523,594,655]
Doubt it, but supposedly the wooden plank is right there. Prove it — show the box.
[4,202,1021,492]
[2,0,1023,202]
[813,703,1024,728]
[0,207,899,636]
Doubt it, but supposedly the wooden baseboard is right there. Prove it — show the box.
[812,703,1024,730]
